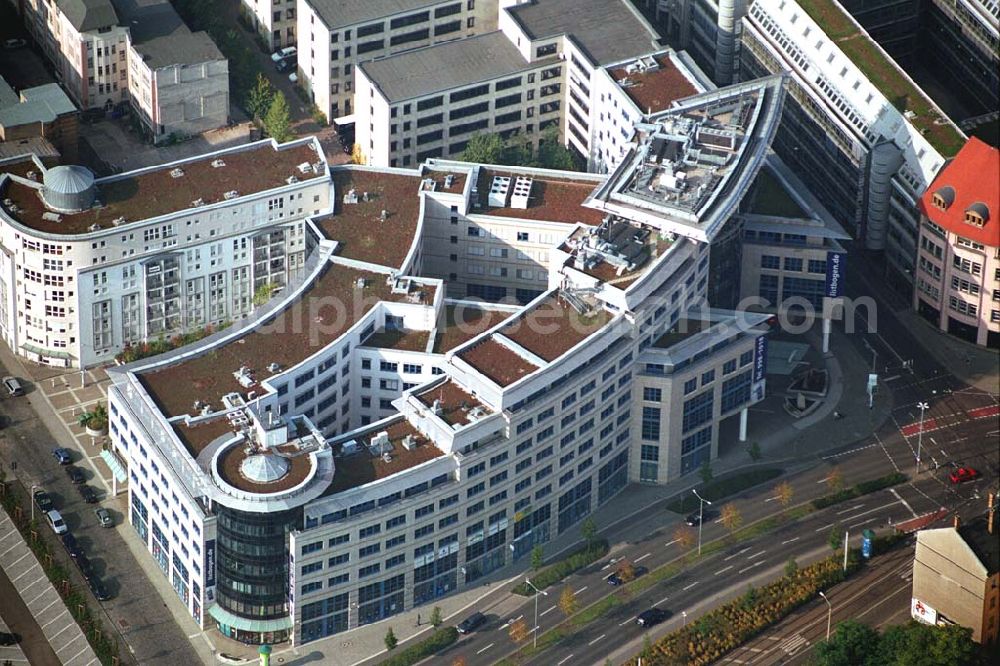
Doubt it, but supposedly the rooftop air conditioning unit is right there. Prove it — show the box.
[112,216,126,226]
[444,174,455,188]
[355,278,367,289]
[223,190,239,200]
[88,223,100,232]
[191,198,205,207]
[267,362,281,373]
[286,175,299,185]
[402,435,417,450]
[170,168,184,178]
[211,159,226,168]
[297,162,313,174]
[381,452,392,463]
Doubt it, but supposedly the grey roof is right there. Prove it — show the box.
[507,0,659,65]
[0,78,18,110]
[307,0,442,29]
[111,0,224,67]
[0,80,77,127]
[44,165,95,195]
[360,32,544,103]
[56,0,119,32]
[0,137,60,161]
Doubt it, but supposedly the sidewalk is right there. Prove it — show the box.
[896,309,1000,393]
[0,512,99,666]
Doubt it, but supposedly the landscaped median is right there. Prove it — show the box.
[377,627,458,666]
[0,474,121,665]
[811,472,907,510]
[512,538,610,596]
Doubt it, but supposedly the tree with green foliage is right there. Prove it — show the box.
[580,516,597,545]
[536,130,577,170]
[384,627,398,651]
[699,459,714,484]
[828,524,843,552]
[263,91,292,143]
[429,606,442,628]
[246,73,274,122]
[814,620,979,666]
[784,557,798,577]
[460,132,505,164]
[748,441,762,461]
[531,544,544,571]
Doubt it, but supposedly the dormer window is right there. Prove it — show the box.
[932,185,954,210]
[964,202,989,228]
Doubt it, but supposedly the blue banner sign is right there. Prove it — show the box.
[825,251,846,298]
[753,335,768,383]
[204,539,216,587]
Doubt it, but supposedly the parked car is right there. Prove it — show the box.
[78,485,98,503]
[949,467,980,484]
[33,489,53,512]
[95,507,113,527]
[76,554,95,580]
[66,466,85,484]
[0,631,21,645]
[3,375,24,396]
[62,533,84,559]
[52,447,71,465]
[637,607,671,627]
[457,611,487,634]
[275,56,296,72]
[2,38,27,49]
[45,509,67,535]
[270,46,296,62]
[89,576,112,601]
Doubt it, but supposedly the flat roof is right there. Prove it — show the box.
[217,443,315,494]
[458,337,539,387]
[307,0,443,29]
[498,294,612,362]
[318,168,424,268]
[361,32,544,104]
[608,54,698,114]
[0,81,76,127]
[326,419,444,494]
[654,318,711,348]
[0,140,322,235]
[432,304,512,354]
[794,0,965,157]
[478,168,606,226]
[140,265,435,418]
[173,417,236,457]
[360,328,430,352]
[562,219,673,284]
[507,0,658,66]
[416,379,490,426]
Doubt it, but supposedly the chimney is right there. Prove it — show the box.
[989,493,996,535]
[953,515,961,530]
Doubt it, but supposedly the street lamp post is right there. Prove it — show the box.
[819,591,832,640]
[523,578,548,649]
[916,401,929,475]
[30,483,39,522]
[692,489,712,556]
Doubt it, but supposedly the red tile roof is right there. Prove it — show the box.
[920,138,1000,248]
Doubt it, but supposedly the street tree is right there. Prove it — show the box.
[246,73,274,122]
[828,523,843,552]
[580,516,597,545]
[383,627,398,651]
[531,544,544,571]
[508,618,529,643]
[720,502,743,535]
[774,481,794,510]
[699,460,714,484]
[673,525,696,551]
[429,605,442,627]
[826,466,845,492]
[263,91,292,143]
[784,557,798,577]
[559,586,578,616]
[616,560,636,583]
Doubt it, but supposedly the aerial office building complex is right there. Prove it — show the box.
[98,78,786,645]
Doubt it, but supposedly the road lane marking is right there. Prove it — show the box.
[683,581,698,591]
[849,517,877,530]
[664,538,679,547]
[814,523,834,533]
[781,537,800,545]
[557,654,574,666]
[738,561,764,575]
[715,565,733,575]
[588,634,606,646]
[890,489,918,518]
[725,547,751,561]
[656,596,670,606]
[747,550,766,560]
[635,553,651,563]
[764,496,779,503]
[620,616,636,626]
[575,586,587,594]
[477,643,494,655]
[836,504,864,515]
[540,606,556,617]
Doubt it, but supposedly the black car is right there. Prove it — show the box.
[275,57,296,72]
[684,510,716,526]
[62,533,84,559]
[33,489,53,512]
[457,611,486,634]
[76,554,95,580]
[66,466,85,484]
[89,576,112,601]
[0,631,21,645]
[637,608,671,627]
[607,565,647,586]
[77,485,98,503]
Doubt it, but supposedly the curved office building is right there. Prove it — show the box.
[105,78,785,645]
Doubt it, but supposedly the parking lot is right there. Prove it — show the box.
[0,513,97,666]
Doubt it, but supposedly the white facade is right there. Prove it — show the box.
[241,0,298,51]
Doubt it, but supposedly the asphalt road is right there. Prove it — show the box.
[0,364,201,666]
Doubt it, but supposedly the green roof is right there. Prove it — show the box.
[796,0,966,157]
[748,167,807,218]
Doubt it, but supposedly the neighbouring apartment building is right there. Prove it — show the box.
[0,75,79,162]
[914,137,1000,348]
[912,504,1000,645]
[240,0,298,51]
[296,0,499,121]
[10,0,229,142]
[99,78,784,646]
[0,137,331,368]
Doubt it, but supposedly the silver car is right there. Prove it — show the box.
[94,507,113,528]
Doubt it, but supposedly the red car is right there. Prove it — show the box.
[949,467,980,484]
